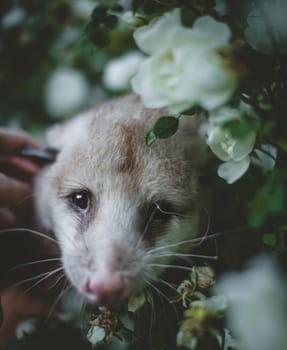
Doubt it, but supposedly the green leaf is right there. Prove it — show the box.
[248,172,285,228]
[262,233,277,247]
[104,15,118,29]
[180,7,197,27]
[132,0,143,13]
[146,129,156,146]
[91,6,108,23]
[153,116,179,138]
[87,25,110,47]
[146,116,179,146]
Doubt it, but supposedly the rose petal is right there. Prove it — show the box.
[217,157,250,184]
[133,9,183,54]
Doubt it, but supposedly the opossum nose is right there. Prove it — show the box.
[85,273,129,305]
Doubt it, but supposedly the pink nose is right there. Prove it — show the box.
[85,273,129,305]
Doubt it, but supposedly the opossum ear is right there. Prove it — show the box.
[44,112,91,151]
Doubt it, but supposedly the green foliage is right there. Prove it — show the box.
[146,116,179,145]
[84,4,123,48]
[2,320,91,350]
[262,230,287,255]
[248,172,285,228]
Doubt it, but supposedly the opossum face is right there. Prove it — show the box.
[35,96,200,305]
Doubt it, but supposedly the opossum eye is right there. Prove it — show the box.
[142,200,176,238]
[152,201,176,221]
[70,191,90,211]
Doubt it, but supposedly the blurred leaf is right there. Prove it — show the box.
[104,15,118,29]
[85,23,110,47]
[248,172,285,228]
[91,6,108,23]
[262,229,287,255]
[262,233,277,247]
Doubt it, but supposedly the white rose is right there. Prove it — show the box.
[207,124,256,162]
[218,256,287,350]
[44,66,89,118]
[131,9,237,113]
[103,51,144,91]
[206,106,257,183]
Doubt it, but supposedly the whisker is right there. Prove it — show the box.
[0,228,57,243]
[145,279,166,305]
[8,270,59,290]
[13,192,37,211]
[48,273,66,290]
[21,267,64,295]
[141,204,158,238]
[145,277,179,320]
[148,263,197,272]
[152,252,218,261]
[145,287,156,335]
[156,278,178,293]
[148,227,246,254]
[47,282,71,320]
[191,207,210,247]
[145,271,178,293]
[8,258,62,272]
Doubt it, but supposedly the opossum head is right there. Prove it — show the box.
[35,95,203,305]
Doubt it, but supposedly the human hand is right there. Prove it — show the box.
[0,128,40,228]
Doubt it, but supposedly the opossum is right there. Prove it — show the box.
[34,94,204,305]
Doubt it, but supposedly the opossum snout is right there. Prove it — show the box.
[84,271,131,305]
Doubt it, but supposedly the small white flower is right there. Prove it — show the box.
[44,66,89,118]
[2,7,25,29]
[72,0,97,17]
[207,125,255,162]
[206,106,257,183]
[218,256,287,350]
[16,318,38,339]
[131,9,237,113]
[191,295,227,313]
[103,51,144,91]
[87,326,106,345]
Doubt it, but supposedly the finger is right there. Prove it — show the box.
[0,156,39,180]
[0,173,31,208]
[0,128,40,156]
[0,296,2,326]
[0,209,17,229]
